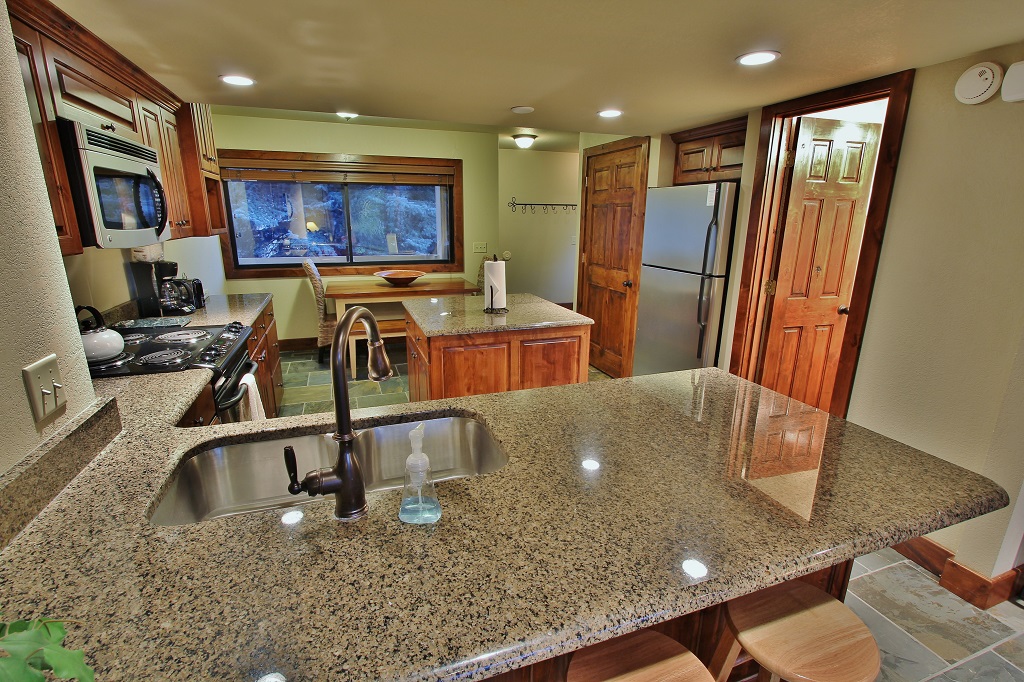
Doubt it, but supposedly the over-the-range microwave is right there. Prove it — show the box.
[57,118,168,249]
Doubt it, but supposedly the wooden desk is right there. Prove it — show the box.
[324,278,480,377]
[324,278,479,303]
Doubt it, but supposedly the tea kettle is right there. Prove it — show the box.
[76,305,124,362]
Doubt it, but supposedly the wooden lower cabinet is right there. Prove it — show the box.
[176,383,217,428]
[245,300,283,418]
[407,315,590,402]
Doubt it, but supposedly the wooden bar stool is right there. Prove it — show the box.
[709,581,879,682]
[568,629,714,682]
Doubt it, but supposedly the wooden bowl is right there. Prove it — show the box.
[373,270,426,287]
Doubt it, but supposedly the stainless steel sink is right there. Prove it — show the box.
[149,417,507,526]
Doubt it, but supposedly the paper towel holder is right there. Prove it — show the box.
[484,254,509,314]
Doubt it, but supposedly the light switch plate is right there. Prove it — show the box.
[23,353,65,423]
[472,242,487,253]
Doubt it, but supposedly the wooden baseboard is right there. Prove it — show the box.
[893,536,953,576]
[279,337,317,351]
[893,536,1023,609]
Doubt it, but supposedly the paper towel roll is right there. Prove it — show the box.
[483,260,507,310]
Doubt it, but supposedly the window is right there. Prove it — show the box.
[218,150,463,278]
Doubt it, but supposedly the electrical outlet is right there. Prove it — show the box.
[571,234,577,245]
[23,353,65,423]
[472,242,487,253]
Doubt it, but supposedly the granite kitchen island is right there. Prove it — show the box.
[0,368,1008,681]
[403,292,594,401]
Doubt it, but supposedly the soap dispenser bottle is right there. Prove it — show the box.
[399,423,441,524]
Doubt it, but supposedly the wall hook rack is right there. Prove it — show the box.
[507,197,578,214]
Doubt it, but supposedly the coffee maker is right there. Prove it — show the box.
[129,260,196,316]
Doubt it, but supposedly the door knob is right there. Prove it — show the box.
[838,305,850,315]
[623,280,633,288]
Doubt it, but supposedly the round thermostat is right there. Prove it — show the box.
[955,62,1003,104]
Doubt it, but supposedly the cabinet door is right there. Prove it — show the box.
[265,318,283,416]
[436,342,511,398]
[11,18,82,255]
[160,108,192,238]
[407,335,430,402]
[710,130,746,181]
[519,336,582,390]
[674,138,713,185]
[42,37,143,142]
[251,333,275,418]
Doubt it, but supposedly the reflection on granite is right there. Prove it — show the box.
[0,368,1008,681]
[0,398,120,549]
[404,293,593,337]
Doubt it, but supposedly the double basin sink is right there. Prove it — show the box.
[150,416,507,526]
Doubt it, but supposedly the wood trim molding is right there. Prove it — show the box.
[894,536,1024,610]
[6,0,181,111]
[892,536,954,576]
[669,116,747,143]
[278,337,318,352]
[728,70,916,418]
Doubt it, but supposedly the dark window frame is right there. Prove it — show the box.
[217,149,464,279]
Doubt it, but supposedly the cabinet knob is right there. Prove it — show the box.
[411,351,418,359]
[623,280,634,288]
[193,416,204,425]
[838,305,851,315]
[101,123,115,131]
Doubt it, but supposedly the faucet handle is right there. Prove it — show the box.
[284,446,304,495]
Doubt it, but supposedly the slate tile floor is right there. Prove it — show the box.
[278,344,613,416]
[847,547,1024,681]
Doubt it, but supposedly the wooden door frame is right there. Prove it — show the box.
[729,70,915,417]
[576,135,651,377]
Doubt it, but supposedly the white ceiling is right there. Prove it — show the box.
[45,0,1024,149]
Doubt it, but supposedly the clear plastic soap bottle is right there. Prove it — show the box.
[399,423,441,524]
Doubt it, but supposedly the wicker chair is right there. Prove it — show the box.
[302,259,337,364]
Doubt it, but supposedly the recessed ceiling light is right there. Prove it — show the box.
[513,134,537,149]
[598,109,622,118]
[220,75,255,86]
[737,51,781,66]
[511,106,535,114]
[336,112,359,120]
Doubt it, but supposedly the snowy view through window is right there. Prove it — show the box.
[225,180,451,267]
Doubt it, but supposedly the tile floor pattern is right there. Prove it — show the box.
[278,356,1020,679]
[847,547,1024,681]
[278,346,614,415]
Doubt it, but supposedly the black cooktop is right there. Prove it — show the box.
[87,322,252,379]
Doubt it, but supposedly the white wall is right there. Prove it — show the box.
[497,149,579,304]
[0,5,96,474]
[844,40,1024,577]
[175,114,500,340]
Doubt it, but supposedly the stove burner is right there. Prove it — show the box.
[88,352,135,370]
[153,329,211,344]
[137,348,192,366]
[120,333,149,345]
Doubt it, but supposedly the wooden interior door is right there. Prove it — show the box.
[760,118,882,410]
[577,137,650,377]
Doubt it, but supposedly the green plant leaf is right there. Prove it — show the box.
[0,629,49,668]
[34,621,67,646]
[3,622,30,636]
[40,645,93,682]
[0,656,46,682]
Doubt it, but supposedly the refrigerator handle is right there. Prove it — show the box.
[696,274,708,360]
[700,182,723,277]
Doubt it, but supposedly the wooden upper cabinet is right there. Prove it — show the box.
[177,103,227,236]
[10,17,82,255]
[41,37,143,142]
[141,100,192,239]
[671,117,747,185]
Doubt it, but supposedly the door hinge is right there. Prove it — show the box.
[581,252,586,265]
[782,150,795,168]
[765,279,777,296]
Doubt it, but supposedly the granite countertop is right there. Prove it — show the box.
[187,293,273,327]
[404,293,594,336]
[0,367,1007,681]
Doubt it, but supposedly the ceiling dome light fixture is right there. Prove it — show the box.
[513,134,537,149]
[598,109,622,118]
[336,112,359,121]
[220,74,255,86]
[737,51,781,66]
[510,106,535,114]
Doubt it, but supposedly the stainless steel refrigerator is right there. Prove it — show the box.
[633,182,737,375]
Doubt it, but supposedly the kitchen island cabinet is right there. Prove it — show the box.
[404,293,593,401]
[0,367,1008,680]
